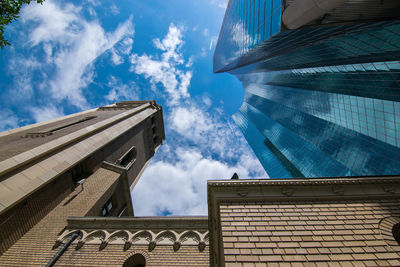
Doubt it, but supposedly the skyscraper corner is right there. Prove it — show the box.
[214,0,400,178]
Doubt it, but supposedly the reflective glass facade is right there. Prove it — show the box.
[214,0,400,178]
[214,0,282,72]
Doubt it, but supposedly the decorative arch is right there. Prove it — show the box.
[155,230,177,245]
[178,230,201,245]
[108,230,131,244]
[84,230,108,243]
[202,232,209,243]
[53,230,83,249]
[57,229,84,242]
[132,230,154,244]
[55,229,209,251]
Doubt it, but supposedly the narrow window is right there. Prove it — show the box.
[101,198,113,216]
[151,116,159,148]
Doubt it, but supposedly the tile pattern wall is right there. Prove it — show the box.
[57,245,209,266]
[220,200,400,266]
[0,168,121,266]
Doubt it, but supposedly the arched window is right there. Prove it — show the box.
[393,223,400,245]
[123,253,146,267]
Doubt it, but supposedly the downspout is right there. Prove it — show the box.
[282,0,346,29]
[46,232,80,267]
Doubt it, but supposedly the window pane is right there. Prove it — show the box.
[264,19,271,40]
[107,200,113,212]
[266,0,272,19]
[271,8,281,36]
[273,0,282,11]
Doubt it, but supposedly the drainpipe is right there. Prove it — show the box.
[46,232,80,267]
[282,0,346,29]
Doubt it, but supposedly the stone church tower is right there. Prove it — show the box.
[0,101,208,266]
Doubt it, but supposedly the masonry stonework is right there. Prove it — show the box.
[220,200,400,266]
[208,177,400,266]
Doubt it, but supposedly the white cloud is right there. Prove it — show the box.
[170,106,212,141]
[202,95,212,107]
[120,37,134,55]
[153,24,184,64]
[211,0,228,9]
[30,105,64,123]
[110,4,120,15]
[23,2,79,46]
[110,48,123,65]
[133,147,263,216]
[130,24,191,104]
[87,6,96,17]
[6,56,40,104]
[86,0,99,6]
[110,37,134,65]
[200,47,207,57]
[185,56,194,68]
[105,76,138,102]
[19,2,135,109]
[132,101,266,216]
[202,28,209,37]
[0,110,19,132]
[169,103,265,163]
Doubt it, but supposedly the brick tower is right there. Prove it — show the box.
[0,101,170,265]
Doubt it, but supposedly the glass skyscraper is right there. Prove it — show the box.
[214,0,400,178]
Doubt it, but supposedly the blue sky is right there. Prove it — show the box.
[0,0,266,216]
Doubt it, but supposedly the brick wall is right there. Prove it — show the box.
[57,244,209,266]
[0,172,73,255]
[0,101,168,266]
[219,200,400,266]
[0,119,150,255]
[0,167,121,266]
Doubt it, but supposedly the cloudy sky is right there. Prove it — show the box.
[0,0,266,216]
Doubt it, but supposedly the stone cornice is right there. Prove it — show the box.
[56,229,209,252]
[67,216,209,230]
[56,216,209,252]
[208,176,400,187]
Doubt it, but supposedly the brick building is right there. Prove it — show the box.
[0,101,207,266]
[0,101,399,266]
[208,177,400,266]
